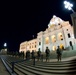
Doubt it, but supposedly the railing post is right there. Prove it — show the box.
[12,62,14,73]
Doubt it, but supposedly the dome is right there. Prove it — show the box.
[48,15,64,28]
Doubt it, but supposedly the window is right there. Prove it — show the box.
[67,29,68,31]
[60,35,63,40]
[69,41,72,46]
[68,33,71,38]
[58,33,63,40]
[60,44,64,49]
[35,45,36,48]
[30,46,31,49]
[39,42,41,45]
[61,38,63,40]
[45,37,49,44]
[69,41,73,50]
[60,35,62,37]
[51,35,56,43]
[52,46,56,51]
[58,23,60,25]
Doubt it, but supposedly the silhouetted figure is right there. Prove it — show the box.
[56,46,62,61]
[26,51,28,60]
[26,50,30,60]
[37,49,41,61]
[22,51,24,59]
[45,47,50,62]
[27,50,30,60]
[31,50,35,60]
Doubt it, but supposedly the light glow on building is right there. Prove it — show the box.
[19,15,76,53]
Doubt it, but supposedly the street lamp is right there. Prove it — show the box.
[4,43,7,52]
[64,1,75,13]
[64,1,76,39]
[4,43,7,47]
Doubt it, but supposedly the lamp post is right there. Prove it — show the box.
[64,1,76,39]
[4,43,7,53]
[4,43,7,47]
[64,1,75,13]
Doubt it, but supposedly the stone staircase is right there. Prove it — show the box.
[1,55,76,75]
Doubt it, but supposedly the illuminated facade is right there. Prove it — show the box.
[19,15,76,53]
[19,39,37,53]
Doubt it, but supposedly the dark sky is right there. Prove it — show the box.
[0,0,76,52]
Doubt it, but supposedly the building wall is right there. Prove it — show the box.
[37,31,44,52]
[19,39,37,53]
[19,15,76,53]
[27,39,37,52]
[62,22,75,47]
[19,41,27,53]
[37,21,75,52]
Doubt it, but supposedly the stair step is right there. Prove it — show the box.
[18,62,76,70]
[16,63,76,74]
[1,55,76,75]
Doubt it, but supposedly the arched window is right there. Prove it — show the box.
[35,45,36,48]
[68,33,71,38]
[69,41,73,50]
[52,46,56,51]
[69,41,72,46]
[58,33,63,40]
[60,44,64,49]
[45,37,49,44]
[39,42,41,45]
[51,35,56,43]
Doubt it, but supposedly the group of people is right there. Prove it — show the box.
[26,46,63,62]
[46,46,63,62]
[26,49,41,61]
[26,50,34,60]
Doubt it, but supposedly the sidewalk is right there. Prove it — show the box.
[0,58,10,75]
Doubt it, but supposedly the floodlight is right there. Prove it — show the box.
[64,1,75,13]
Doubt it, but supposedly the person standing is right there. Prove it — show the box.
[37,49,41,61]
[28,50,30,60]
[56,46,62,61]
[26,50,30,60]
[45,47,50,62]
[31,50,35,60]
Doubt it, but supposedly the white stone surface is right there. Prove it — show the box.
[19,15,76,53]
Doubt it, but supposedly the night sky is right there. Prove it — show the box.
[0,0,76,52]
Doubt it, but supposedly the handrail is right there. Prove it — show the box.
[11,57,36,73]
[11,59,26,73]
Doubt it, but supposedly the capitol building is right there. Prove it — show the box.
[19,15,76,53]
